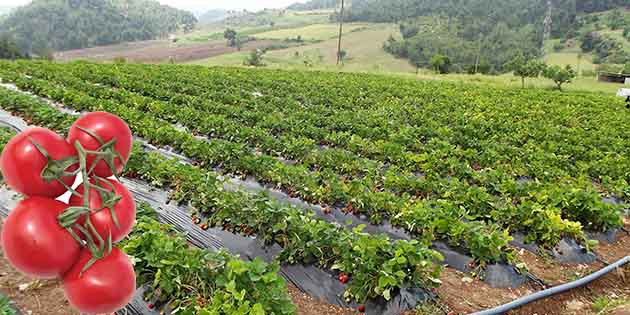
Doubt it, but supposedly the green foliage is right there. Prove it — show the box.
[0,69,445,302]
[430,54,450,74]
[580,31,630,65]
[1,60,628,288]
[543,65,577,91]
[384,19,540,74]
[591,295,630,313]
[347,0,627,72]
[607,9,625,30]
[553,42,565,52]
[0,34,27,60]
[506,55,547,88]
[224,28,238,47]
[288,0,339,11]
[624,26,630,40]
[0,0,197,53]
[244,49,266,67]
[0,295,16,315]
[337,49,348,63]
[122,216,296,315]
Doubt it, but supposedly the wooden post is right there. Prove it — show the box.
[337,0,345,65]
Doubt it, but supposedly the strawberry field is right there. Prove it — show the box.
[0,60,628,315]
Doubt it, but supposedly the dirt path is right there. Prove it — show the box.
[437,220,630,315]
[0,250,355,315]
[54,39,282,63]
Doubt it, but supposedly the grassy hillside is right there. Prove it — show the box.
[543,39,598,75]
[179,10,332,44]
[253,23,370,41]
[191,24,416,73]
[189,21,625,94]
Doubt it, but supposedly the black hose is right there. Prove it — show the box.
[469,256,630,315]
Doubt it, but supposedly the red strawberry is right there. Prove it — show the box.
[339,274,349,284]
[358,305,365,312]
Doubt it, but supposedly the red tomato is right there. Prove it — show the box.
[63,247,136,314]
[67,112,132,177]
[1,197,81,278]
[0,127,77,198]
[69,178,136,243]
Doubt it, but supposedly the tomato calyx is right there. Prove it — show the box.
[76,126,124,180]
[56,127,128,275]
[29,137,80,192]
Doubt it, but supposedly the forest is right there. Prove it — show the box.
[0,0,197,55]
[289,0,628,73]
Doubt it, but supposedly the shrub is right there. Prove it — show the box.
[430,54,451,74]
[553,42,565,52]
[543,65,576,91]
[244,49,265,67]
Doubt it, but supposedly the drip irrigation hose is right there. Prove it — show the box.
[470,256,630,315]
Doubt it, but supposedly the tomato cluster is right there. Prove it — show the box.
[0,112,136,315]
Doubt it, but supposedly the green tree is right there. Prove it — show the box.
[244,49,265,67]
[0,0,197,53]
[543,65,576,91]
[430,54,451,74]
[607,9,624,30]
[506,55,547,88]
[235,38,243,51]
[224,28,237,47]
[0,34,26,60]
[337,50,347,63]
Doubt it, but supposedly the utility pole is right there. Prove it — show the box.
[336,0,345,65]
[542,0,552,56]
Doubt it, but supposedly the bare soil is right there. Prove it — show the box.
[1,221,628,315]
[53,39,282,63]
[0,252,77,315]
[0,251,355,315]
[437,221,630,315]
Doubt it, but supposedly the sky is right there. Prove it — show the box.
[0,0,307,13]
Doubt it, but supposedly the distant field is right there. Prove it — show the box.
[54,39,280,63]
[192,24,416,74]
[542,38,599,80]
[410,72,624,95]
[178,10,333,44]
[190,24,624,94]
[254,23,371,41]
[545,52,597,73]
[599,29,630,51]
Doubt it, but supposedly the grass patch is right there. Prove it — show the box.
[254,23,371,41]
[592,295,630,314]
[0,295,16,315]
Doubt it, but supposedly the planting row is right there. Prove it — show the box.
[0,126,297,314]
[61,62,630,190]
[0,87,444,303]
[13,62,624,241]
[0,62,623,259]
[0,67,526,265]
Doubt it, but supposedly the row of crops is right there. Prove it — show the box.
[0,66,442,313]
[0,60,628,313]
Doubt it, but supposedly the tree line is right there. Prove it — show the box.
[341,0,627,74]
[0,0,197,56]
